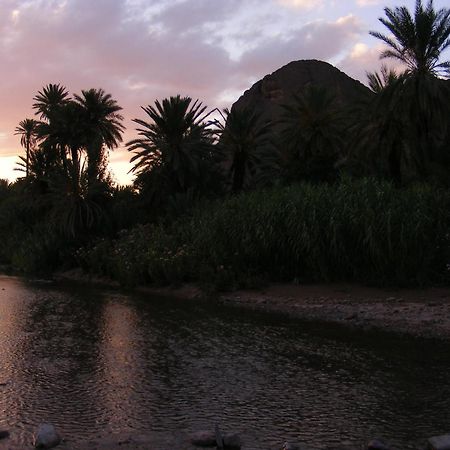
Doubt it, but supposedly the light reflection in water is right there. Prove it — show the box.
[97,298,143,434]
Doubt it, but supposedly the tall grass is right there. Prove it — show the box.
[79,178,450,288]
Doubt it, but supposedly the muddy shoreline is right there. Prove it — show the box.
[54,269,450,341]
[217,283,450,340]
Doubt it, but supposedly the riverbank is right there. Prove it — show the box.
[217,283,450,340]
[56,269,450,340]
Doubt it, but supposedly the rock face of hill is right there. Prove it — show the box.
[231,59,372,125]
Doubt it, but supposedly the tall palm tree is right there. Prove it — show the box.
[127,95,214,199]
[74,88,124,184]
[15,118,38,177]
[349,87,410,183]
[15,84,122,237]
[369,0,450,181]
[33,83,70,119]
[36,100,86,192]
[279,85,346,182]
[370,0,450,77]
[214,107,276,192]
[33,84,71,174]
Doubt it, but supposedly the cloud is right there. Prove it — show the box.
[0,0,239,183]
[277,0,323,9]
[239,14,362,80]
[356,0,384,5]
[338,41,406,85]
[0,0,370,184]
[155,0,243,33]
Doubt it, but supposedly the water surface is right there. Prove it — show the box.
[0,275,449,449]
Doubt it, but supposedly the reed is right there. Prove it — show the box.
[80,178,450,288]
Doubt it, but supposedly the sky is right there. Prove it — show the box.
[0,0,449,184]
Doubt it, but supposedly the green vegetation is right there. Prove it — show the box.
[1,0,449,288]
[280,85,346,183]
[77,179,450,289]
[359,0,450,184]
[127,95,223,214]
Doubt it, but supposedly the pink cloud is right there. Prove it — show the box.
[0,0,373,184]
[238,14,362,80]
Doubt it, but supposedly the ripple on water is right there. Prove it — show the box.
[0,276,449,449]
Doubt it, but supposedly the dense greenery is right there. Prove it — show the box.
[1,0,449,288]
[76,180,450,289]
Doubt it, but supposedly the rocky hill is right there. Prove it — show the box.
[231,59,373,126]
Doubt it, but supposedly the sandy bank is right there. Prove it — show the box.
[217,283,450,340]
[56,269,450,340]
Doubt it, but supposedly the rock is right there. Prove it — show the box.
[190,430,217,447]
[33,423,61,449]
[368,438,390,450]
[223,433,241,449]
[0,430,9,439]
[428,434,450,450]
[283,442,310,450]
[283,442,300,450]
[231,59,372,139]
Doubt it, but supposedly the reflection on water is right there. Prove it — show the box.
[0,275,449,449]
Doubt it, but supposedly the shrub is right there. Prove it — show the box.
[80,178,450,288]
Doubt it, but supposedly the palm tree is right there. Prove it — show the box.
[127,96,214,200]
[214,107,276,192]
[33,83,70,119]
[366,65,399,93]
[37,100,86,192]
[369,0,450,181]
[279,85,346,182]
[349,89,410,183]
[32,86,95,234]
[74,88,124,184]
[370,0,450,77]
[0,179,10,201]
[33,84,72,174]
[15,118,38,177]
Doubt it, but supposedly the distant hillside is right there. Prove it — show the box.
[231,59,373,130]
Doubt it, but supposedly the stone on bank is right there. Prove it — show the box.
[428,435,450,450]
[33,423,61,449]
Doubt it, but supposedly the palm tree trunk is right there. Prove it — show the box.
[388,144,402,184]
[71,146,80,196]
[231,153,246,193]
[87,141,103,193]
[26,141,30,178]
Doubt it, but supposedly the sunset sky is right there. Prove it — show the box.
[1,0,449,184]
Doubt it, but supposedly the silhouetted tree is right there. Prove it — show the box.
[279,85,346,182]
[366,65,399,93]
[74,88,124,186]
[368,0,450,182]
[15,119,39,177]
[370,0,450,77]
[33,84,70,118]
[128,95,217,208]
[214,107,277,192]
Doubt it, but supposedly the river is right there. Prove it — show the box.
[0,275,449,449]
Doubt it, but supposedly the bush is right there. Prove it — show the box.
[10,225,66,275]
[80,178,450,288]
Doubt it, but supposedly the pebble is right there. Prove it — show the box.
[0,430,10,440]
